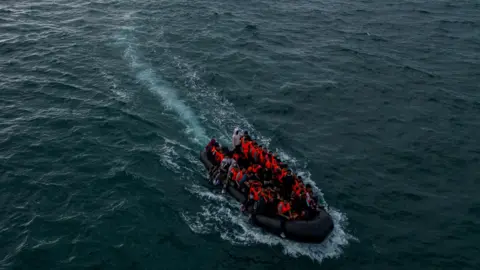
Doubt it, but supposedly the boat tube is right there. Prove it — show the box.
[199,150,334,243]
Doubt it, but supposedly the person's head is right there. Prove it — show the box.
[306,184,312,192]
[235,130,239,135]
[253,142,258,146]
[287,169,292,175]
[298,176,303,181]
[244,131,248,135]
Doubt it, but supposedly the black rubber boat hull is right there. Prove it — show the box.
[199,150,334,243]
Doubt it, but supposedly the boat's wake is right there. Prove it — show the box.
[115,13,356,264]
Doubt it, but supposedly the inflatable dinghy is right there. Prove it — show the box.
[200,150,334,243]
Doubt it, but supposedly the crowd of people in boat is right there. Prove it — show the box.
[205,128,322,221]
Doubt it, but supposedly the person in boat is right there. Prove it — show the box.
[206,138,216,157]
[282,169,295,200]
[277,198,292,220]
[291,189,308,219]
[236,151,249,168]
[241,179,262,213]
[223,162,239,192]
[250,142,259,163]
[242,130,251,141]
[260,188,278,217]
[212,152,235,186]
[238,168,258,193]
[208,143,223,176]
[232,127,242,153]
[231,167,246,187]
[261,168,274,188]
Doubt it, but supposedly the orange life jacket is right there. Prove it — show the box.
[252,164,262,174]
[250,146,257,160]
[271,157,280,172]
[257,149,265,164]
[278,201,291,214]
[215,152,224,163]
[249,186,262,201]
[231,167,238,180]
[265,157,272,169]
[242,141,251,157]
[234,170,243,182]
[294,185,304,197]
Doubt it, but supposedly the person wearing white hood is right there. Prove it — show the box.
[232,127,242,153]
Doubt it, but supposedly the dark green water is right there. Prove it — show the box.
[1,0,479,269]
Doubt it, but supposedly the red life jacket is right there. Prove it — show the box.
[265,157,272,169]
[271,157,277,167]
[292,180,301,194]
[280,202,291,213]
[277,201,291,214]
[250,146,257,159]
[249,186,262,201]
[215,152,224,163]
[231,167,238,180]
[232,153,240,161]
[242,141,251,157]
[234,171,243,182]
[252,164,262,174]
[258,149,265,164]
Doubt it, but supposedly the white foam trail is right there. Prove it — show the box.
[114,28,208,146]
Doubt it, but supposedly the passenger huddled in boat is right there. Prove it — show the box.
[205,128,322,221]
